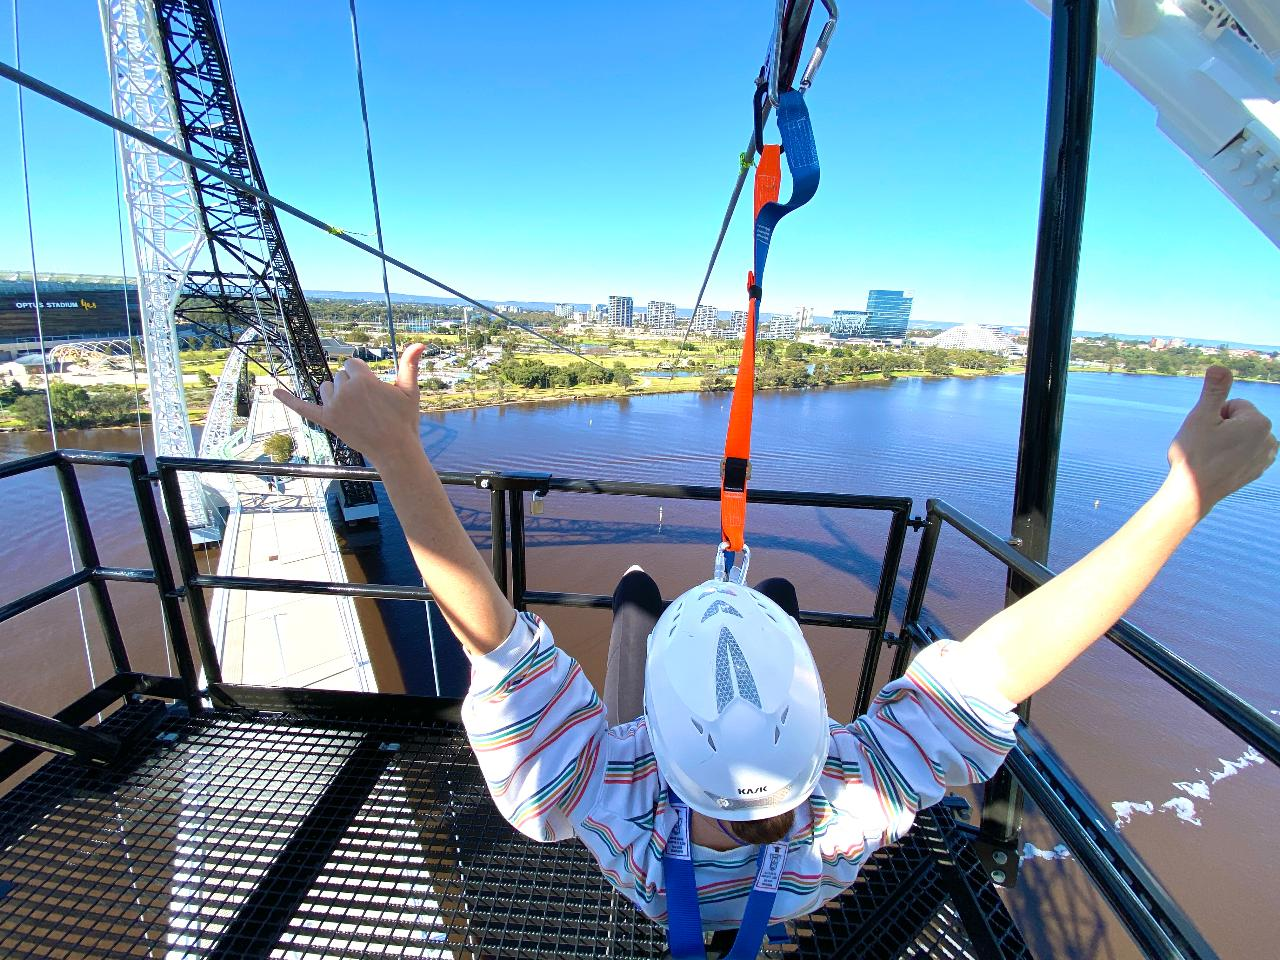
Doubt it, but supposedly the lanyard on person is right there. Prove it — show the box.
[664,792,789,960]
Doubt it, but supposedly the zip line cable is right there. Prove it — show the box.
[673,93,776,358]
[348,0,398,361]
[674,145,754,357]
[12,0,96,690]
[0,60,608,372]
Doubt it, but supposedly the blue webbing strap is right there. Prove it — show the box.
[751,89,820,306]
[664,796,706,959]
[724,842,789,959]
[665,793,789,960]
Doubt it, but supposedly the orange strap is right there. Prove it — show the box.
[720,145,781,552]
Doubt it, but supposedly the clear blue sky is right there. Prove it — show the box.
[2,1,1276,344]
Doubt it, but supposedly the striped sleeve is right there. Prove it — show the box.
[461,611,606,842]
[827,639,1018,847]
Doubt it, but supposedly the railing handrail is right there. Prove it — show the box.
[0,450,201,776]
[921,497,1280,767]
[153,454,914,718]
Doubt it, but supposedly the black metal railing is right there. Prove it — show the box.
[901,498,1280,960]
[0,450,197,782]
[153,456,914,718]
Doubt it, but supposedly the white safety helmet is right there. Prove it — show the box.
[644,552,828,822]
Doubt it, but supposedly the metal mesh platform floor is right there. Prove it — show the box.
[0,697,1030,959]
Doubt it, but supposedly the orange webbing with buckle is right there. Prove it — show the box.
[720,145,781,552]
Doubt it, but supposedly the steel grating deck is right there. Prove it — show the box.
[0,696,1030,959]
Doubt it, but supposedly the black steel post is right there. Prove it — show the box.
[853,505,913,717]
[988,0,1100,886]
[508,488,528,612]
[488,486,508,597]
[129,457,205,710]
[891,503,945,684]
[54,459,130,675]
[157,464,223,688]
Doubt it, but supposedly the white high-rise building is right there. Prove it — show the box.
[693,304,718,333]
[607,296,633,328]
[726,310,748,339]
[646,300,677,331]
[798,306,815,330]
[554,303,574,318]
[763,313,797,340]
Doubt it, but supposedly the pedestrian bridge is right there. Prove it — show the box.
[207,388,376,692]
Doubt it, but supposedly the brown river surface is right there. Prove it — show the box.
[1,372,1277,958]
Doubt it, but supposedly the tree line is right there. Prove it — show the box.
[1070,340,1280,381]
[0,381,145,430]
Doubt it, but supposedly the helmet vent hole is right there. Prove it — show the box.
[753,597,779,623]
[691,718,704,735]
[781,706,790,724]
[774,726,782,744]
[706,734,717,752]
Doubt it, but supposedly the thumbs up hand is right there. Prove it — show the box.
[1167,365,1277,519]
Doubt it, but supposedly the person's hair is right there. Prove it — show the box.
[729,808,795,845]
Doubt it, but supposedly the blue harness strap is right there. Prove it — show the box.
[664,798,706,959]
[664,793,790,960]
[751,89,820,306]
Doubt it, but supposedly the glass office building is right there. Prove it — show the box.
[865,289,913,339]
[830,309,868,338]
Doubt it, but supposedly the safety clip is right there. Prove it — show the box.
[715,541,751,585]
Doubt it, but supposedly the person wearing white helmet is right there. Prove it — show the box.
[277,350,1278,956]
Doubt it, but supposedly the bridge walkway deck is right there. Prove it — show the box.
[211,388,375,692]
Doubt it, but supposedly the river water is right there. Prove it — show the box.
[1,372,1276,958]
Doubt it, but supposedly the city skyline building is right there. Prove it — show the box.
[693,304,718,333]
[607,295,633,328]
[865,289,913,339]
[830,309,868,338]
[554,303,574,318]
[764,313,797,340]
[647,300,677,331]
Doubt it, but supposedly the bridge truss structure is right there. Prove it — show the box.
[101,0,377,523]
[100,0,214,533]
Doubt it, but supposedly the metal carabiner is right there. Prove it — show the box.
[796,0,838,92]
[764,0,839,108]
[714,541,751,586]
[755,0,837,155]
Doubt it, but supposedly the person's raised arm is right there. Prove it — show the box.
[275,344,516,657]
[950,366,1277,704]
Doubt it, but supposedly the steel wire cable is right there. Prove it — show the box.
[0,57,608,371]
[12,0,96,688]
[347,0,398,361]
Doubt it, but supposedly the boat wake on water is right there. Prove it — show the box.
[1024,738,1271,866]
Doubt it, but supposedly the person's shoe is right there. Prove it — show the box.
[624,564,645,576]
